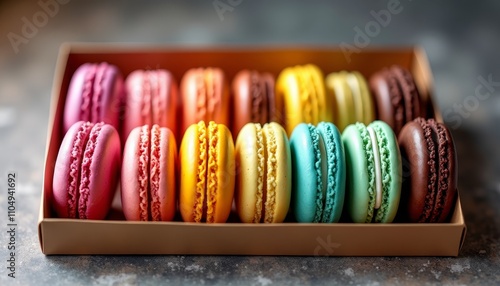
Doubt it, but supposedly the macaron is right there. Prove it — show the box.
[276,64,332,135]
[179,121,235,223]
[342,121,402,223]
[398,118,457,223]
[180,68,230,136]
[325,71,375,131]
[235,122,291,223]
[123,69,179,142]
[64,62,124,134]
[369,65,424,134]
[289,122,346,223]
[231,70,275,136]
[52,121,121,219]
[121,125,177,221]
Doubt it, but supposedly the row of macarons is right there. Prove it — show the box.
[62,62,426,144]
[51,117,457,224]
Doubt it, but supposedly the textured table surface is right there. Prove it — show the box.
[0,1,499,285]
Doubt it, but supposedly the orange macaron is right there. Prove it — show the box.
[180,68,230,137]
[179,121,235,223]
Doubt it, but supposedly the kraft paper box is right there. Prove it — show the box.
[38,44,466,256]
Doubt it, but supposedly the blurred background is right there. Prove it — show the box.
[0,0,499,285]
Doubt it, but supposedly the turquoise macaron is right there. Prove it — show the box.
[289,122,346,223]
[342,121,402,223]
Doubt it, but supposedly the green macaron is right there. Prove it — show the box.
[342,121,402,223]
[290,122,346,223]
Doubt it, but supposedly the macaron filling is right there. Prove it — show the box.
[137,125,151,221]
[254,124,266,222]
[149,125,162,221]
[367,126,383,211]
[206,121,219,223]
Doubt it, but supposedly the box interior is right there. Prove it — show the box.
[39,45,466,256]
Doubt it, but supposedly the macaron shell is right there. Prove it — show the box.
[342,123,374,223]
[428,120,457,222]
[208,122,235,223]
[369,121,402,223]
[290,123,324,222]
[78,123,121,219]
[235,123,261,223]
[264,122,292,223]
[151,126,177,221]
[398,120,433,222]
[316,122,346,223]
[121,126,146,220]
[180,122,206,222]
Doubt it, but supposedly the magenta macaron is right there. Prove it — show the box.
[52,121,121,219]
[63,62,124,134]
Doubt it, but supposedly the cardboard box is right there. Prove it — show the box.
[39,44,466,256]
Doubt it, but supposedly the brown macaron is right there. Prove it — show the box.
[370,65,424,134]
[398,118,457,223]
[231,70,275,136]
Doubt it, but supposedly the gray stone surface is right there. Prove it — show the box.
[0,0,499,285]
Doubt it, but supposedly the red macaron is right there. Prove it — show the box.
[121,124,178,221]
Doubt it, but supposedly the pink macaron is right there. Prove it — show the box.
[121,124,178,221]
[52,121,121,219]
[122,69,179,142]
[63,62,124,134]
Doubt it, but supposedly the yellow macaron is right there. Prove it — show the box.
[326,71,375,131]
[276,64,332,135]
[179,121,235,223]
[235,122,291,223]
